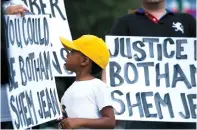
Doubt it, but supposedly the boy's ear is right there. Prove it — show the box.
[81,56,90,66]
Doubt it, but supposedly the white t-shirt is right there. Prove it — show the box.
[61,78,112,119]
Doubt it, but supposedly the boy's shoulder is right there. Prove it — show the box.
[91,78,110,89]
[91,79,111,96]
[92,78,107,85]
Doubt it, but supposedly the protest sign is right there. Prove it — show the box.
[22,0,74,76]
[105,36,196,122]
[5,15,62,130]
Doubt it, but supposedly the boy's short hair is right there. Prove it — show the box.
[91,61,102,75]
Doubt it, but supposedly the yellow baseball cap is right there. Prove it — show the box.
[59,35,110,69]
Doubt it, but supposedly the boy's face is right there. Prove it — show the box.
[64,50,88,72]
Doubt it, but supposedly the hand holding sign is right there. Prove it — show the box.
[60,118,83,129]
[6,5,29,16]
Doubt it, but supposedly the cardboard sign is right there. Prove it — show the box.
[5,15,62,130]
[106,36,197,122]
[22,0,75,76]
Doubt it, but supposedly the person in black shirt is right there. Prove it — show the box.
[111,0,196,37]
[108,0,196,129]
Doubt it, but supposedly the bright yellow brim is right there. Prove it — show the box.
[59,36,79,51]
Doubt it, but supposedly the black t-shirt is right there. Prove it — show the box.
[110,9,196,129]
[111,9,196,37]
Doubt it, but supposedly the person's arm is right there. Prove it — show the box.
[82,106,115,129]
[61,106,115,129]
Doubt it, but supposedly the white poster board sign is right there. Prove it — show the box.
[105,36,197,122]
[5,15,62,130]
[22,0,75,76]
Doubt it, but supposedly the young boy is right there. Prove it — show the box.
[59,35,115,129]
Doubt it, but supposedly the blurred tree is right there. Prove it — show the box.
[64,0,141,40]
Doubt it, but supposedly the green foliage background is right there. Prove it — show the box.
[64,0,141,39]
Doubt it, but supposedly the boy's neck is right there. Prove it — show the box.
[75,71,95,81]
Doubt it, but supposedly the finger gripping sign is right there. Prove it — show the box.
[5,15,62,130]
[105,36,197,122]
